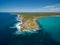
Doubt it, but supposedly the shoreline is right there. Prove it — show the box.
[15,14,22,32]
[15,14,40,32]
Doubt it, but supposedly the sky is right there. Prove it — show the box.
[0,0,60,12]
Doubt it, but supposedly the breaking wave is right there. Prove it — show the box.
[11,14,40,35]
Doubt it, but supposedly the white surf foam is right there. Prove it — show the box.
[10,14,40,35]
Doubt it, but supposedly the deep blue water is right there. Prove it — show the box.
[0,13,60,45]
[0,13,18,45]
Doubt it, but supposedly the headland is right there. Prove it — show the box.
[16,13,60,31]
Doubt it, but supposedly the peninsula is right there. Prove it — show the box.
[14,13,60,31]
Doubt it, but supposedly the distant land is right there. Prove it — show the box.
[11,12,60,31]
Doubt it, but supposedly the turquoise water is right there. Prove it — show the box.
[0,13,60,45]
[36,16,60,43]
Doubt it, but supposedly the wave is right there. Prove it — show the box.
[11,14,40,35]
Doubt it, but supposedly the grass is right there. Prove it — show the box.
[20,13,60,19]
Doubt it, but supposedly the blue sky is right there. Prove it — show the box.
[0,0,60,12]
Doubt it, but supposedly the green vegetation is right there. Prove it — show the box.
[17,12,60,31]
[20,13,60,19]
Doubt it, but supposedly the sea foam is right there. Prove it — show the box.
[13,14,39,35]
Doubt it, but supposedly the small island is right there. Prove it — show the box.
[16,13,60,31]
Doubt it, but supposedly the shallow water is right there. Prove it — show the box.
[36,16,60,43]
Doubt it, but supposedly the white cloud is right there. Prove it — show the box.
[25,4,60,12]
[21,4,60,12]
[40,5,60,12]
[0,4,60,12]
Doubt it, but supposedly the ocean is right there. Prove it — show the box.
[0,13,60,45]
